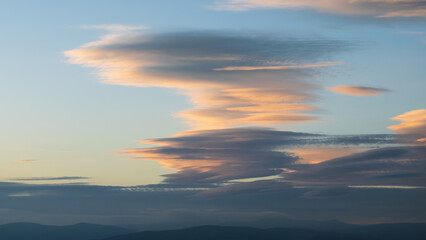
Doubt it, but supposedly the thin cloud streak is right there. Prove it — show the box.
[211,0,426,18]
[14,160,40,162]
[328,85,391,96]
[79,24,149,32]
[377,9,426,17]
[10,177,90,181]
[214,62,342,71]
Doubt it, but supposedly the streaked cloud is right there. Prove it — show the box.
[14,159,39,162]
[211,0,426,18]
[214,62,341,71]
[396,31,426,35]
[286,146,426,186]
[10,177,90,181]
[389,109,426,143]
[79,24,148,32]
[349,185,426,189]
[66,31,349,129]
[377,8,426,17]
[328,85,390,96]
[121,127,395,183]
[290,147,364,164]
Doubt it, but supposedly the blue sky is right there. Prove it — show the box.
[1,0,425,226]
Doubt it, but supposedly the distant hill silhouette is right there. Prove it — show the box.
[345,223,426,240]
[102,224,426,240]
[118,218,353,232]
[2,222,425,240]
[0,222,134,240]
[102,225,359,240]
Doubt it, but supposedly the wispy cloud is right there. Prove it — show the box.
[214,62,342,71]
[396,31,426,35]
[14,159,40,162]
[377,9,426,18]
[10,177,90,181]
[211,0,426,18]
[79,24,148,32]
[328,85,391,96]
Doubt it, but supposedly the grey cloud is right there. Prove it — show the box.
[302,186,352,199]
[286,146,426,186]
[194,180,292,198]
[123,127,395,183]
[1,181,425,227]
[107,32,348,73]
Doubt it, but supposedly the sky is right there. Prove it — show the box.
[1,0,426,227]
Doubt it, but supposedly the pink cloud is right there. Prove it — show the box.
[328,85,390,96]
[212,0,426,18]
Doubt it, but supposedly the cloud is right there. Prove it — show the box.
[211,0,426,18]
[214,62,341,71]
[10,177,90,181]
[14,159,39,162]
[1,181,425,226]
[328,85,390,96]
[388,109,426,143]
[396,31,426,35]
[79,24,148,32]
[121,127,395,183]
[65,31,349,129]
[301,186,351,199]
[285,146,426,186]
[62,28,426,225]
[377,8,426,17]
[289,147,364,164]
[194,180,292,198]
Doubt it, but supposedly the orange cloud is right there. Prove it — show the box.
[212,0,426,18]
[328,85,390,96]
[214,62,341,71]
[66,31,347,129]
[290,148,364,164]
[388,109,426,144]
